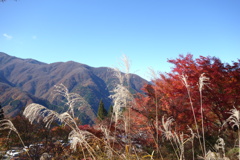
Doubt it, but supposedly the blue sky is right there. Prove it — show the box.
[0,0,239,80]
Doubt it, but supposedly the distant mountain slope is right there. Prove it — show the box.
[0,52,148,123]
[0,82,54,117]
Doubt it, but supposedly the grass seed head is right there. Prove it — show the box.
[225,107,240,130]
[160,116,174,140]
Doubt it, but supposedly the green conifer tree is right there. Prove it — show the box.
[0,104,4,120]
[97,99,108,120]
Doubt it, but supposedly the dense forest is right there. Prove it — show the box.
[0,54,240,160]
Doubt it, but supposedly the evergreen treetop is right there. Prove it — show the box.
[97,99,108,120]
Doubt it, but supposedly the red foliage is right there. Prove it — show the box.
[78,124,91,130]
[133,54,240,133]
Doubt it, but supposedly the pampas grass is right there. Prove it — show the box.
[23,55,138,159]
[110,55,134,123]
[0,119,18,133]
[180,74,204,157]
[110,55,134,153]
[23,103,79,130]
[224,107,240,160]
[160,116,174,141]
[23,84,98,160]
[160,116,179,159]
[68,129,97,159]
[198,73,209,156]
[224,107,240,130]
[110,83,133,123]
[159,116,193,160]
[0,119,31,158]
[53,83,90,117]
[23,103,58,128]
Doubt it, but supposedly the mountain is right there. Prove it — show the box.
[0,52,148,124]
[0,82,54,117]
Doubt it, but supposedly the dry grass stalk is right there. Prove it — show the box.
[224,107,240,129]
[24,103,97,159]
[0,119,18,133]
[160,116,194,160]
[53,83,90,117]
[198,73,209,156]
[224,107,240,160]
[0,119,31,158]
[110,84,133,123]
[99,125,126,159]
[68,130,96,158]
[160,116,174,140]
[174,132,185,160]
[198,137,229,160]
[110,54,135,157]
[180,74,204,157]
[188,126,196,160]
[100,125,113,158]
[110,55,133,123]
[160,116,180,159]
[148,67,163,160]
[23,84,98,159]
[23,103,78,129]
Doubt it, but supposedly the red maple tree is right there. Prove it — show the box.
[133,54,240,134]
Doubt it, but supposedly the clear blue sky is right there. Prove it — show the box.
[1,0,239,80]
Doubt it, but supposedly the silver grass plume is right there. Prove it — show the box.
[199,73,210,92]
[110,55,134,123]
[119,54,131,85]
[68,130,96,157]
[23,103,97,159]
[180,74,190,88]
[110,83,134,123]
[0,119,31,157]
[160,116,192,160]
[160,116,174,140]
[109,55,135,158]
[24,103,59,128]
[160,116,180,159]
[23,103,78,130]
[121,55,130,76]
[224,107,240,160]
[224,107,240,130]
[0,119,18,133]
[23,84,99,159]
[53,83,90,117]
[222,107,240,160]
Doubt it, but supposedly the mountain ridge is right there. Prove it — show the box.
[0,52,148,124]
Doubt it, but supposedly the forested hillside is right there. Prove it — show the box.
[0,52,148,123]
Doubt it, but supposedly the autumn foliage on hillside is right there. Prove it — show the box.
[133,54,240,135]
